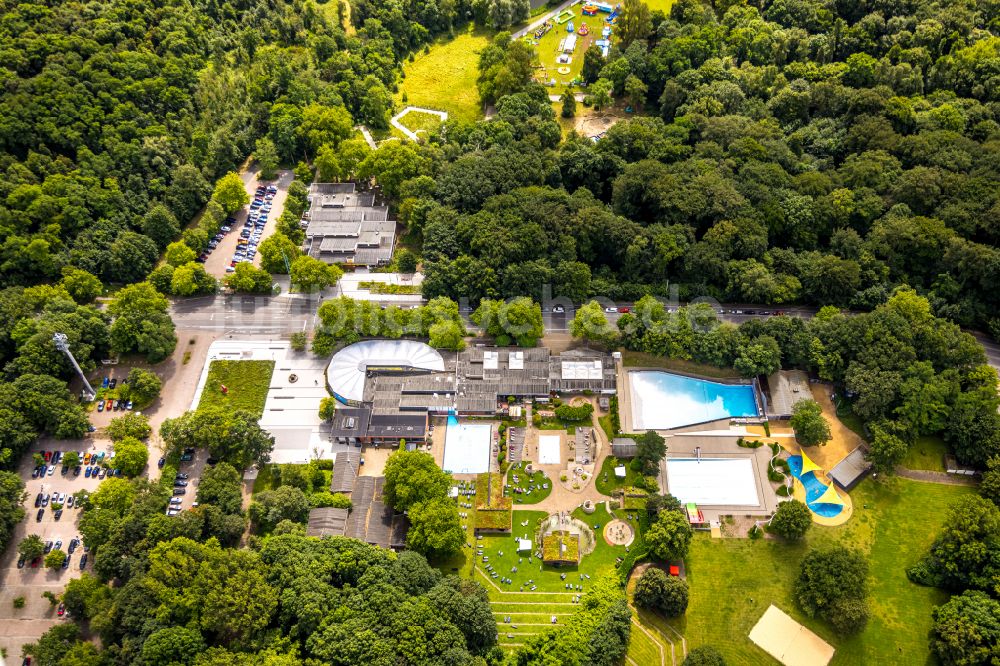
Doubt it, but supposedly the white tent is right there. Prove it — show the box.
[517,538,532,552]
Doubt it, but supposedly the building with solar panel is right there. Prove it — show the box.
[304,183,396,267]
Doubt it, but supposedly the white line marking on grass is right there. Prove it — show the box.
[631,618,666,666]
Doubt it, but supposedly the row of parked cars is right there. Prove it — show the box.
[199,215,240,264]
[32,449,120,479]
[225,184,277,273]
[16,537,88,571]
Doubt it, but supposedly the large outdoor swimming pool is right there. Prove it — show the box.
[629,371,760,430]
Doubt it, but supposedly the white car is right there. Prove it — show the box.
[604,307,617,313]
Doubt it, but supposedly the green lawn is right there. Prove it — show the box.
[506,462,552,505]
[397,109,444,136]
[665,477,972,664]
[621,351,741,379]
[595,455,643,496]
[903,435,949,472]
[524,10,607,92]
[197,360,274,417]
[480,505,645,649]
[395,25,491,124]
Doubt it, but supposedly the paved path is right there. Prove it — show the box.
[389,107,448,142]
[512,0,580,39]
[895,467,979,486]
[355,125,378,150]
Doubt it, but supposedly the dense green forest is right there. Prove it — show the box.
[381,0,1000,334]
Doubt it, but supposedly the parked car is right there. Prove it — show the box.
[101,377,109,389]
[172,488,187,495]
[54,508,63,520]
[84,467,91,478]
[54,540,62,550]
[68,538,79,553]
[175,473,189,480]
[180,454,193,462]
[44,541,53,554]
[126,400,133,410]
[36,509,44,522]
[57,602,66,615]
[80,553,88,569]
[61,555,70,570]
[17,554,26,568]
[169,497,183,505]
[105,399,113,410]
[73,466,80,477]
[109,378,117,389]
[47,465,55,476]
[67,496,74,508]
[34,493,42,508]
[97,400,104,412]
[174,480,188,487]
[158,457,165,468]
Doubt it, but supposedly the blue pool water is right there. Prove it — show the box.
[629,371,759,430]
[788,455,843,517]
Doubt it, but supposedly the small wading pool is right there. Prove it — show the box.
[788,455,844,517]
[630,371,759,430]
[665,458,760,506]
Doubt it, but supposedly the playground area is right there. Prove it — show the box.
[524,3,618,90]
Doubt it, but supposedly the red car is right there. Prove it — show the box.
[42,451,51,462]
[617,307,630,313]
[57,603,65,616]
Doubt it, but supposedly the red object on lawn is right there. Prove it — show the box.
[220,384,228,394]
[669,565,680,576]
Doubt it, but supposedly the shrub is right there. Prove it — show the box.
[683,646,727,666]
[13,597,25,608]
[769,500,812,540]
[554,402,594,422]
[767,468,785,482]
[634,568,689,617]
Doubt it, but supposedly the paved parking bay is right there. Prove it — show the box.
[0,440,109,660]
[203,169,293,278]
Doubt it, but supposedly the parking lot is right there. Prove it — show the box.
[0,439,109,658]
[203,169,293,278]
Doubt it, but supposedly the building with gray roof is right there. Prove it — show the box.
[305,183,396,267]
[828,447,871,490]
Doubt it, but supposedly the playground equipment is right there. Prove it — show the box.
[557,66,571,75]
[533,20,552,39]
[578,23,590,35]
[555,9,574,24]
[582,4,599,15]
[567,21,574,32]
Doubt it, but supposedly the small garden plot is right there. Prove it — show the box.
[198,359,275,417]
[595,455,646,496]
[505,462,552,505]
[542,531,580,565]
[475,472,513,532]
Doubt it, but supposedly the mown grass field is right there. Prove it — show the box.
[506,462,552,504]
[395,26,492,123]
[664,477,972,664]
[903,435,949,472]
[197,360,274,417]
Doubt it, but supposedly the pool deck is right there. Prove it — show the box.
[661,433,782,523]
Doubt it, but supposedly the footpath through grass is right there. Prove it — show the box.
[396,25,491,123]
[197,359,274,417]
[666,477,973,664]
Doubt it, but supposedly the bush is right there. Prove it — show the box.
[795,546,870,634]
[769,500,812,540]
[767,467,786,482]
[776,485,791,497]
[634,568,689,617]
[13,596,25,608]
[107,413,152,441]
[554,402,594,422]
[290,331,308,351]
[683,646,727,666]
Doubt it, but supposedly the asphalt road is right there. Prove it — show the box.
[170,294,1000,372]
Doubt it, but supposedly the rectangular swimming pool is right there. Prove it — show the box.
[442,420,492,474]
[666,458,760,506]
[629,370,759,430]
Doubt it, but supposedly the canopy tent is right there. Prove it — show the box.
[517,538,532,552]
[814,483,845,506]
[799,449,823,476]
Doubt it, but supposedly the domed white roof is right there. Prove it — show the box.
[327,339,445,403]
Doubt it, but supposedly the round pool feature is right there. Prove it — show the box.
[788,455,844,518]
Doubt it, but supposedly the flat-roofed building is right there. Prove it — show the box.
[306,183,396,267]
